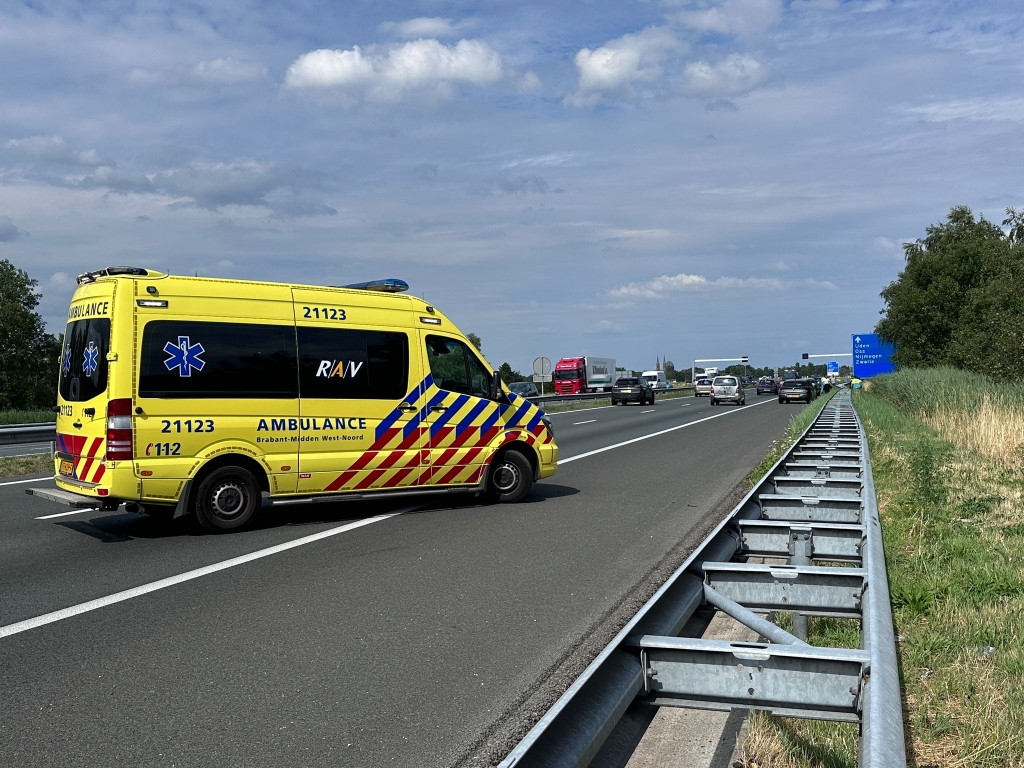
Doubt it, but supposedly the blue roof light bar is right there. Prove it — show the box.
[340,278,409,293]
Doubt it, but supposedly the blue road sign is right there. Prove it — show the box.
[827,360,839,374]
[852,334,896,378]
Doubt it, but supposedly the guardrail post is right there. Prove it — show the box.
[788,526,813,641]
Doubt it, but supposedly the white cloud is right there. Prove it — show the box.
[378,17,476,39]
[284,39,503,101]
[673,0,783,39]
[128,58,267,86]
[610,272,835,300]
[565,26,679,107]
[611,272,709,299]
[872,236,913,258]
[4,136,108,167]
[590,319,624,334]
[770,260,792,270]
[191,58,267,84]
[679,54,778,97]
[49,271,70,285]
[900,97,1024,123]
[790,0,841,10]
[518,70,543,93]
[600,228,673,240]
[502,151,578,169]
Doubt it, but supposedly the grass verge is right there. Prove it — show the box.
[745,388,838,488]
[740,368,1024,768]
[0,410,55,425]
[0,453,53,479]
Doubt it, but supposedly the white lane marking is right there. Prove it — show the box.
[560,399,774,464]
[0,507,416,640]
[36,508,97,520]
[680,403,691,407]
[572,419,597,425]
[641,409,655,414]
[546,404,615,416]
[0,477,53,487]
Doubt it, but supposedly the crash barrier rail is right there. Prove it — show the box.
[499,389,906,768]
[529,386,695,405]
[0,422,57,447]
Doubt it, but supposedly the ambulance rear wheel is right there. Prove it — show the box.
[487,450,533,503]
[194,465,260,533]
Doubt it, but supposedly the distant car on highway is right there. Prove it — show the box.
[778,378,815,404]
[711,376,746,406]
[757,379,779,395]
[508,381,539,398]
[694,377,713,397]
[641,370,672,390]
[612,377,655,405]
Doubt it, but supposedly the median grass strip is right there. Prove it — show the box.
[0,453,52,478]
[745,388,837,487]
[739,368,1024,768]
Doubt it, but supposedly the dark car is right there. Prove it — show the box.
[778,378,814,404]
[757,378,778,396]
[508,381,539,398]
[612,377,655,406]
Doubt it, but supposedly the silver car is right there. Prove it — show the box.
[711,375,746,406]
[694,378,713,397]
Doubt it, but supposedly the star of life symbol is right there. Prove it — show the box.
[82,342,99,376]
[62,346,72,376]
[163,336,206,377]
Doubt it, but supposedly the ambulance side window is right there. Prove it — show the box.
[425,336,471,395]
[467,351,490,399]
[138,321,297,398]
[297,327,408,400]
[425,336,490,398]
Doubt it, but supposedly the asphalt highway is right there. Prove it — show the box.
[0,440,52,458]
[0,390,796,768]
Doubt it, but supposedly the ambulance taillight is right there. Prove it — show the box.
[106,398,134,460]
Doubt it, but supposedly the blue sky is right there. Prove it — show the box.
[1,0,1021,374]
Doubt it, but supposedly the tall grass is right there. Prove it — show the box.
[866,367,1024,468]
[0,409,55,425]
[742,372,1024,768]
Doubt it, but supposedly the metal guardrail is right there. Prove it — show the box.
[499,389,906,768]
[0,422,56,446]
[529,386,694,405]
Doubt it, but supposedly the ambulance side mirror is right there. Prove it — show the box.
[488,371,502,401]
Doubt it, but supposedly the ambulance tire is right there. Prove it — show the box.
[487,449,533,503]
[193,465,260,533]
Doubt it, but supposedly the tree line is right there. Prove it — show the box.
[0,259,62,411]
[876,206,1024,382]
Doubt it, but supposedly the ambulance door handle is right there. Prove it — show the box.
[398,403,417,413]
[431,405,448,413]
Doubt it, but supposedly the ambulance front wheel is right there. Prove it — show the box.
[487,450,533,503]
[193,465,260,533]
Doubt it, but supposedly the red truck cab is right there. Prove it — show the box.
[554,357,586,395]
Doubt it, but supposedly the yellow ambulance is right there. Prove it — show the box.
[36,267,557,532]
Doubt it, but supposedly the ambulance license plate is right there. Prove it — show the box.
[59,460,74,478]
